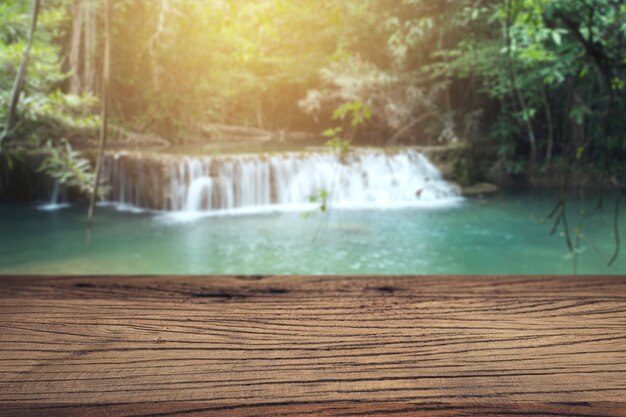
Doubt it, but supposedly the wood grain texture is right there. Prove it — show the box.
[0,275,625,416]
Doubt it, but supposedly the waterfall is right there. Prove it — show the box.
[37,180,70,211]
[102,149,462,215]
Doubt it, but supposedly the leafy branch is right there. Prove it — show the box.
[37,140,109,200]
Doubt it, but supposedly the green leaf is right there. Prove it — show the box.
[322,127,342,138]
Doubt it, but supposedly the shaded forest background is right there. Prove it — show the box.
[1,0,625,193]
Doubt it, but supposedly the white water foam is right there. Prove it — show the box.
[37,180,71,211]
[103,148,463,219]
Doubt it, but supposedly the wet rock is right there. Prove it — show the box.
[460,182,500,197]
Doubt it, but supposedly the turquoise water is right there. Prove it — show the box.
[0,193,624,275]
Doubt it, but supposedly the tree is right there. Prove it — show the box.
[68,0,100,95]
[0,0,103,199]
[87,0,111,236]
[0,0,41,152]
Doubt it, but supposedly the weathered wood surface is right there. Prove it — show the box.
[1,275,626,416]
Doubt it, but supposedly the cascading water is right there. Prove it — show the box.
[37,180,70,211]
[102,149,462,215]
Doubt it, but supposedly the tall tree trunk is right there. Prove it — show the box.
[149,0,169,91]
[69,0,99,94]
[503,0,537,166]
[0,0,41,152]
[87,0,111,238]
[83,1,98,93]
[69,0,83,94]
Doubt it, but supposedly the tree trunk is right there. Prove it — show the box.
[69,0,83,94]
[503,0,537,166]
[0,0,41,152]
[87,0,111,238]
[542,85,554,163]
[83,1,98,94]
[149,0,169,91]
[69,0,99,95]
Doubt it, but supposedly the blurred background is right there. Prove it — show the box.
[0,0,624,275]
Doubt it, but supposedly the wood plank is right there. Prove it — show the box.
[1,275,625,416]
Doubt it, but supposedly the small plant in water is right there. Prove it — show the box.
[304,99,372,217]
[323,127,350,163]
[302,189,330,219]
[322,99,372,164]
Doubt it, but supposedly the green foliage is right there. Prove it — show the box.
[110,0,346,137]
[325,137,351,162]
[6,92,100,141]
[332,99,372,128]
[323,126,350,162]
[303,188,330,218]
[322,99,373,162]
[36,140,108,199]
[1,0,100,198]
[322,127,343,139]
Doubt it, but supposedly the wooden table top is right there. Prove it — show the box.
[1,275,625,416]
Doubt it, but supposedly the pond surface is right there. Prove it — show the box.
[0,192,624,275]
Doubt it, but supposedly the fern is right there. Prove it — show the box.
[36,140,109,200]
